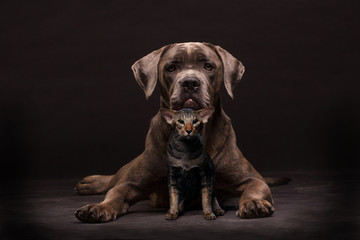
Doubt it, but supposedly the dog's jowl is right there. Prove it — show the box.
[75,42,275,223]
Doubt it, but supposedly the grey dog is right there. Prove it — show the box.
[75,42,280,223]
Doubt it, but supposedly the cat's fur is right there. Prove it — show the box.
[160,107,224,220]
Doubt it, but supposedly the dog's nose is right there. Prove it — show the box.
[181,77,200,92]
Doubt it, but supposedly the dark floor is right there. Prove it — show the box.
[1,171,359,240]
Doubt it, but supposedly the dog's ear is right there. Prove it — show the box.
[197,106,215,123]
[214,46,245,99]
[131,45,170,99]
[160,108,177,124]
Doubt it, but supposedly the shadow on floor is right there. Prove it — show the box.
[1,171,359,240]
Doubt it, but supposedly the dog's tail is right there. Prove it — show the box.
[264,177,291,186]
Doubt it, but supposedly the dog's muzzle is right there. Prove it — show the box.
[170,68,211,110]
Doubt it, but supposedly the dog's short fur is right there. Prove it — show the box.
[75,42,276,222]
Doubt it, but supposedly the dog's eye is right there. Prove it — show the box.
[204,63,214,71]
[178,119,184,124]
[167,64,177,72]
[193,119,199,124]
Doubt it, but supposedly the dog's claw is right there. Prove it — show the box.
[237,200,274,218]
[75,203,118,223]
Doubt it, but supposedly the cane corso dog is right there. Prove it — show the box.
[75,42,279,222]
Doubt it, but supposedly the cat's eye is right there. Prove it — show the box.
[193,119,199,124]
[178,119,184,124]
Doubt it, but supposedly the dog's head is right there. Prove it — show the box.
[132,42,245,110]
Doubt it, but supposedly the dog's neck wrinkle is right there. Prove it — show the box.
[206,97,224,127]
[203,99,231,156]
[160,96,170,109]
[212,95,222,113]
[145,113,171,153]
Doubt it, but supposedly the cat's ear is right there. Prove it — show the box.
[197,107,215,123]
[131,45,171,99]
[160,108,177,124]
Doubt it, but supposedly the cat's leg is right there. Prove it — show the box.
[165,186,179,220]
[201,187,216,220]
[212,196,225,216]
[178,199,185,213]
[165,168,180,220]
[200,174,216,220]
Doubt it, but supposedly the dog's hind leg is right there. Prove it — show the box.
[149,182,169,208]
[74,175,113,195]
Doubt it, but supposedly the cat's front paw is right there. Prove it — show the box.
[214,208,225,216]
[204,212,216,220]
[165,211,179,220]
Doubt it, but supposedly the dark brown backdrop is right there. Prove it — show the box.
[1,0,359,179]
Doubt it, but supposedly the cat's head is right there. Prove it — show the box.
[160,107,215,137]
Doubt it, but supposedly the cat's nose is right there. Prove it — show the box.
[186,130,192,134]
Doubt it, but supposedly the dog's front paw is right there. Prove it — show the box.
[75,203,118,223]
[204,212,216,220]
[236,199,274,218]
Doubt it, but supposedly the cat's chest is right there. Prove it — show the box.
[167,136,206,171]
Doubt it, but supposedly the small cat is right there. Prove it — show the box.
[160,107,225,220]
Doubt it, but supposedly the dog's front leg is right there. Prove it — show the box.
[75,150,167,223]
[75,183,139,222]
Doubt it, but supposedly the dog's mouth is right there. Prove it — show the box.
[173,98,202,110]
[183,99,200,109]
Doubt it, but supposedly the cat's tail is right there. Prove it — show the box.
[264,177,291,186]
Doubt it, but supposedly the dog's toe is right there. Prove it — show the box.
[237,199,274,218]
[75,175,111,195]
[75,203,118,223]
